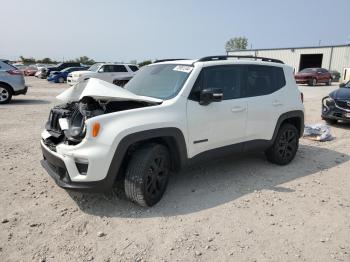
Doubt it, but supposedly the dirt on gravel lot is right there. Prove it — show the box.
[0,77,349,262]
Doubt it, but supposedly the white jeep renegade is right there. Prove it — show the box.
[41,56,304,207]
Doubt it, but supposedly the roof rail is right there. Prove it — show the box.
[196,55,284,64]
[153,58,189,63]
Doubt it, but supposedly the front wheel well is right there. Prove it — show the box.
[117,136,184,181]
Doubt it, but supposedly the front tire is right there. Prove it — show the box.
[265,123,299,165]
[125,144,170,207]
[324,118,337,125]
[326,78,332,86]
[0,85,13,104]
[308,78,317,86]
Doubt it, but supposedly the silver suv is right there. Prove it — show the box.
[0,59,27,104]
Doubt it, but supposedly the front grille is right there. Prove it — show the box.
[47,105,74,133]
[335,100,350,111]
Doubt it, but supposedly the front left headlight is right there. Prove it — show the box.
[322,96,335,108]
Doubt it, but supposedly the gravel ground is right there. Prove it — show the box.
[0,77,349,262]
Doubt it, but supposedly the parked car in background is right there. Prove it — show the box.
[23,65,38,76]
[0,59,27,104]
[295,68,332,86]
[67,63,138,86]
[330,70,341,82]
[47,66,88,83]
[42,62,82,79]
[322,81,350,124]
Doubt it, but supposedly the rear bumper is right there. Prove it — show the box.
[13,86,28,95]
[40,142,113,192]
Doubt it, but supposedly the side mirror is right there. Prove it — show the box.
[199,88,223,105]
[339,83,346,88]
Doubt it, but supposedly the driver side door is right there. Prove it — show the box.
[186,65,248,158]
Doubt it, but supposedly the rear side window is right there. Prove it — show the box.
[245,65,285,97]
[128,65,139,72]
[112,65,128,72]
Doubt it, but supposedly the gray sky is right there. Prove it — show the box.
[1,0,349,62]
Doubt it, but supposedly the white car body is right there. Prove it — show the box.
[67,63,138,86]
[40,57,304,205]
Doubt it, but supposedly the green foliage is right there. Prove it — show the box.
[138,60,152,67]
[37,57,57,64]
[73,56,95,65]
[19,56,36,65]
[225,37,248,52]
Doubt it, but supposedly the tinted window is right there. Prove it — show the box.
[245,65,285,97]
[112,65,127,72]
[100,65,113,72]
[203,66,242,100]
[129,65,139,72]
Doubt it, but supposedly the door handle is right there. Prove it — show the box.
[272,100,283,106]
[231,106,246,113]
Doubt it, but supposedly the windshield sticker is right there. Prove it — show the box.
[173,65,193,73]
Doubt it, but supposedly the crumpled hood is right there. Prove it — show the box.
[56,78,163,104]
[330,87,350,100]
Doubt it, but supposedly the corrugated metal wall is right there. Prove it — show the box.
[228,46,350,79]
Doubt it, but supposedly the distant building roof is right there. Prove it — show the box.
[228,44,350,52]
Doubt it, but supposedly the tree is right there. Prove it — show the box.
[74,56,95,65]
[37,57,57,64]
[225,37,248,52]
[19,56,36,65]
[138,60,152,67]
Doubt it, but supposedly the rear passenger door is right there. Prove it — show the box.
[187,65,248,157]
[244,65,286,141]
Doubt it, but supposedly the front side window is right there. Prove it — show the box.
[202,66,242,100]
[125,64,192,99]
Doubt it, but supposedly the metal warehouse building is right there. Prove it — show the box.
[228,44,350,81]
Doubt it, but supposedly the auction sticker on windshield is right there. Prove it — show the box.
[173,65,193,73]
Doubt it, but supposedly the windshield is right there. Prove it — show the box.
[88,63,101,72]
[299,68,316,73]
[124,64,193,99]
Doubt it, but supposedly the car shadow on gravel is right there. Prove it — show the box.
[68,144,349,217]
[7,99,51,105]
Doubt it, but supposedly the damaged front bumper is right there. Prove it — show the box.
[40,137,114,192]
[321,96,350,122]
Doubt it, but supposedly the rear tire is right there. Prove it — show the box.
[124,144,170,207]
[58,77,65,83]
[265,123,299,165]
[0,84,12,104]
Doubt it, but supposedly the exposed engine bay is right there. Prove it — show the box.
[43,96,156,151]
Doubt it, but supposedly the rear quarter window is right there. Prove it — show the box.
[245,65,286,97]
[128,65,139,72]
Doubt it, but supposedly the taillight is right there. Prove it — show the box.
[300,92,304,103]
[7,69,23,75]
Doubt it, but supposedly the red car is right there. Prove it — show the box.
[295,68,332,86]
[23,66,38,76]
